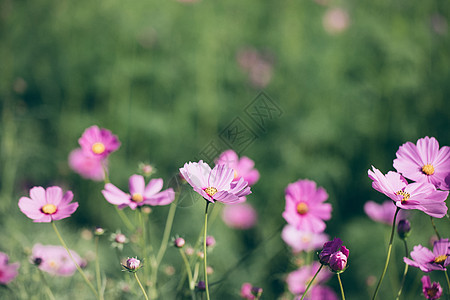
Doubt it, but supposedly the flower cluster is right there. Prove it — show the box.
[319,238,349,273]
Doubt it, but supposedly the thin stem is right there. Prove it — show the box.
[429,216,441,240]
[203,202,210,300]
[395,239,409,300]
[156,198,178,265]
[37,268,56,300]
[115,207,135,231]
[300,264,323,300]
[102,162,110,184]
[138,210,148,291]
[51,222,99,299]
[371,207,400,300]
[337,273,346,300]
[179,248,196,300]
[134,272,149,300]
[95,236,104,300]
[445,271,450,296]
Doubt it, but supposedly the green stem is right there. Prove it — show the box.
[95,236,104,300]
[203,202,210,300]
[371,207,400,300]
[395,239,409,300]
[445,271,450,296]
[134,272,149,300]
[138,209,148,291]
[300,264,323,300]
[337,273,346,300]
[115,207,135,231]
[180,248,196,300]
[37,268,56,300]
[51,222,99,299]
[429,216,441,240]
[156,198,178,265]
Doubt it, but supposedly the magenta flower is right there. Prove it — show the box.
[240,283,255,299]
[0,252,19,284]
[122,257,141,272]
[368,166,448,218]
[393,136,450,190]
[102,175,175,210]
[179,160,251,204]
[364,200,408,225]
[281,224,329,253]
[286,262,332,295]
[421,275,443,300]
[319,238,349,271]
[78,125,120,159]
[68,148,105,181]
[216,150,260,186]
[222,203,257,229]
[294,285,339,300]
[18,186,79,222]
[404,239,450,272]
[282,179,332,233]
[31,244,85,277]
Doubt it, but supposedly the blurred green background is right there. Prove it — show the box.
[1,0,449,299]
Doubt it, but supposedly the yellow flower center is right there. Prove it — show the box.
[92,142,106,154]
[131,193,144,203]
[233,170,238,179]
[296,202,309,215]
[422,164,435,175]
[301,236,311,243]
[395,190,410,203]
[41,204,57,215]
[204,187,218,197]
[434,255,447,264]
[49,260,58,269]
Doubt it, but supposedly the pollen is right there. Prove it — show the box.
[296,202,309,215]
[434,255,447,264]
[92,142,106,154]
[204,187,218,197]
[233,170,238,179]
[41,204,57,215]
[422,164,435,175]
[395,190,410,203]
[131,193,144,203]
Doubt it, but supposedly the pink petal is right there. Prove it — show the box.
[29,186,46,204]
[143,178,163,197]
[102,184,130,205]
[45,186,63,206]
[18,196,45,220]
[129,175,145,195]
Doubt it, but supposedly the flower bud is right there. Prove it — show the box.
[206,236,216,248]
[174,237,185,248]
[115,233,127,244]
[197,281,206,291]
[329,251,347,272]
[397,219,411,240]
[122,257,141,272]
[94,227,105,236]
[251,286,263,298]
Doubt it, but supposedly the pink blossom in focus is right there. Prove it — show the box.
[404,239,450,272]
[222,203,257,229]
[0,252,19,284]
[216,150,260,186]
[281,224,329,253]
[69,148,105,181]
[31,244,85,277]
[78,125,120,159]
[282,179,332,233]
[393,137,450,190]
[102,175,175,210]
[323,8,350,34]
[19,186,79,222]
[364,200,407,225]
[286,262,332,295]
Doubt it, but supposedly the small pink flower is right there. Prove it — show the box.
[368,166,448,218]
[179,160,251,204]
[222,203,257,229]
[393,137,450,190]
[421,275,443,300]
[281,225,329,253]
[174,237,185,248]
[216,150,260,186]
[323,8,350,34]
[31,244,85,277]
[205,236,216,248]
[102,175,175,210]
[68,148,105,181]
[282,179,332,233]
[19,186,79,222]
[364,200,407,225]
[286,262,332,295]
[404,239,450,272]
[240,282,255,299]
[78,125,120,159]
[122,257,141,272]
[0,252,19,284]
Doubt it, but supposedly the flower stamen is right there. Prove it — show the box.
[434,255,447,265]
[41,204,57,215]
[92,142,106,154]
[131,193,144,203]
[204,187,218,197]
[296,202,309,215]
[395,190,410,203]
[422,164,435,175]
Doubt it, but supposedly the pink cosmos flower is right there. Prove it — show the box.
[222,203,257,229]
[404,239,450,272]
[364,200,407,225]
[286,262,332,295]
[281,225,329,253]
[319,238,349,268]
[216,150,260,186]
[0,252,20,284]
[393,137,450,190]
[294,285,339,300]
[179,160,251,204]
[282,179,332,233]
[31,244,86,277]
[240,283,255,299]
[18,186,79,222]
[368,166,448,218]
[102,175,175,210]
[78,125,120,159]
[68,148,105,181]
[421,275,443,300]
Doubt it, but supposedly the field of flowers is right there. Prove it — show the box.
[0,0,449,299]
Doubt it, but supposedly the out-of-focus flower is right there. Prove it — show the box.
[174,237,185,248]
[179,161,251,204]
[368,167,448,218]
[139,163,155,177]
[69,148,105,181]
[323,8,350,34]
[282,179,332,233]
[19,186,79,223]
[240,282,263,299]
[102,175,175,210]
[397,219,411,240]
[31,244,85,277]
[364,200,407,225]
[319,238,349,270]
[122,257,141,272]
[205,236,216,248]
[404,239,450,272]
[94,227,105,236]
[197,281,206,291]
[431,14,448,36]
[0,252,19,284]
[421,275,442,299]
[185,246,194,256]
[222,203,257,229]
[111,231,128,250]
[393,137,450,190]
[281,224,329,253]
[78,125,120,159]
[236,47,274,88]
[295,285,339,300]
[216,150,260,186]
[286,262,332,295]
